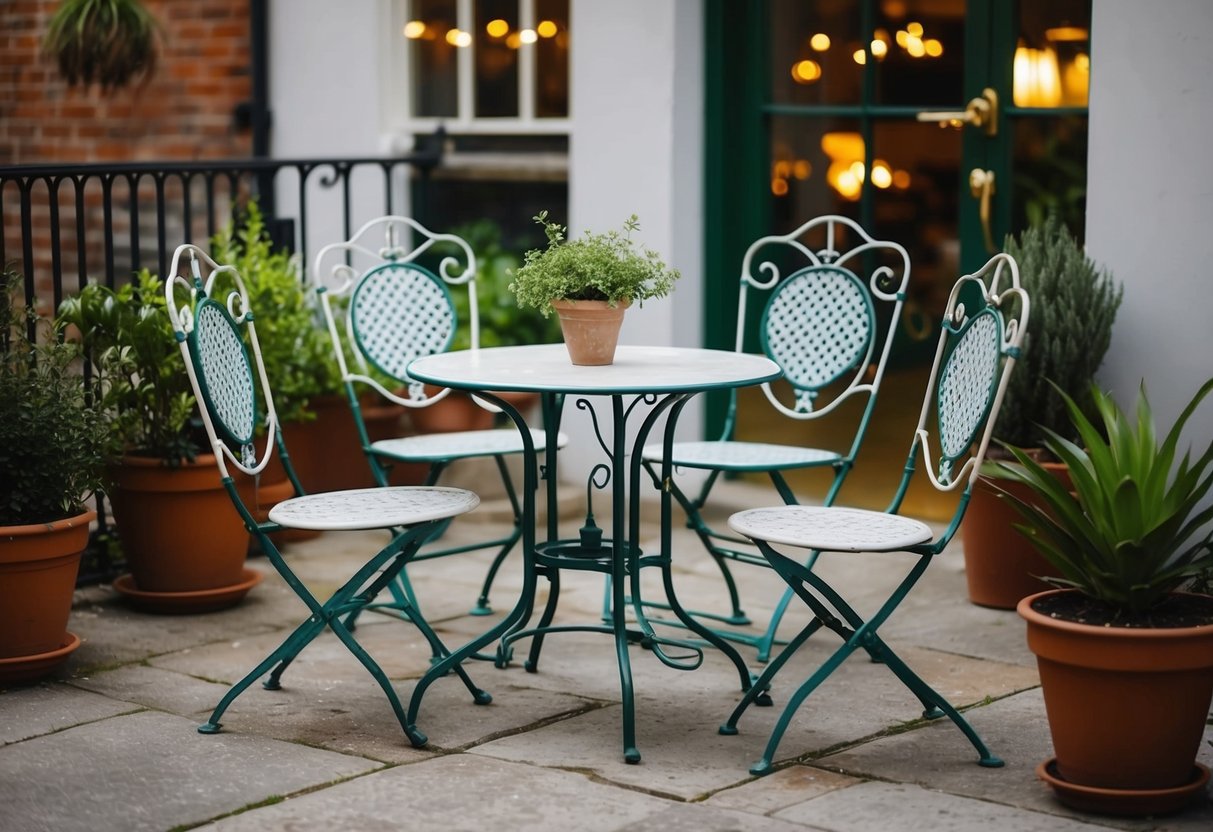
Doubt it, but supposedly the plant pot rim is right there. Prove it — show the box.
[114,453,217,468]
[1018,588,1213,638]
[0,509,96,538]
[551,297,632,310]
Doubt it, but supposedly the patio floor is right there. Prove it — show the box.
[2,479,1210,832]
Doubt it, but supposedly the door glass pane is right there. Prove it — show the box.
[873,0,965,107]
[475,0,520,117]
[408,0,458,118]
[534,0,569,117]
[770,116,860,231]
[768,0,862,106]
[1015,0,1090,107]
[1013,116,1088,238]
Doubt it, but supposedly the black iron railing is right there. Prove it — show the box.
[0,133,444,583]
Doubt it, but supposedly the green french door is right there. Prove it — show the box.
[704,0,1090,514]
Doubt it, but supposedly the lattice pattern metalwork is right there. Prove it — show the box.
[267,485,480,531]
[351,263,454,381]
[937,312,1000,459]
[194,301,255,445]
[762,266,872,393]
[728,506,934,552]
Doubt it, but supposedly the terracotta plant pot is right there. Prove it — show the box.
[0,510,94,682]
[552,298,629,365]
[962,462,1069,609]
[1018,589,1213,811]
[284,395,420,492]
[409,385,495,434]
[107,455,249,596]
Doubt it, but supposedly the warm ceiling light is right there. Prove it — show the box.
[1046,25,1089,42]
[519,28,538,44]
[1014,45,1062,107]
[870,161,893,189]
[906,21,923,37]
[486,18,509,38]
[792,160,811,180]
[924,38,943,57]
[506,32,522,48]
[895,30,909,47]
[403,20,426,39]
[871,39,888,58]
[892,169,911,189]
[791,59,822,83]
[446,28,472,46]
[537,20,558,37]
[906,37,925,58]
[853,48,867,65]
[810,33,830,51]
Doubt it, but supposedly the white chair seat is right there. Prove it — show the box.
[641,440,840,471]
[371,428,567,462]
[728,505,934,552]
[267,486,480,531]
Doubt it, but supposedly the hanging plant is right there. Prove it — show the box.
[43,0,161,92]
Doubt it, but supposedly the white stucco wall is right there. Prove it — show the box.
[562,0,705,482]
[1086,0,1213,453]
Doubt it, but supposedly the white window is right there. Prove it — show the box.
[391,0,570,135]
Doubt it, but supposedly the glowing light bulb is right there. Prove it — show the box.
[537,20,558,37]
[403,20,426,39]
[810,33,830,51]
[519,28,538,44]
[486,19,509,38]
[853,49,867,65]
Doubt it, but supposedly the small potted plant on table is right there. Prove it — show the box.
[998,378,1213,816]
[0,273,107,683]
[508,211,680,365]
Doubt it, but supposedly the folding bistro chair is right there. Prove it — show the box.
[314,216,565,621]
[641,215,911,660]
[165,244,490,747]
[719,252,1028,774]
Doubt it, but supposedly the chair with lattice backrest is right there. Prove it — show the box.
[314,216,566,626]
[717,252,1028,775]
[640,215,911,660]
[165,243,491,748]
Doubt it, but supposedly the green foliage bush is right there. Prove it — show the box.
[994,213,1122,447]
[997,380,1213,615]
[509,212,680,317]
[0,271,107,524]
[56,270,198,465]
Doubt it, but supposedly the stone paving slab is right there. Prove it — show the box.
[703,764,860,815]
[0,683,139,745]
[204,754,676,831]
[0,710,379,832]
[771,780,1117,831]
[818,687,1213,831]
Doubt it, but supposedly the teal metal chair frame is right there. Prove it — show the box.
[315,216,560,625]
[165,244,490,747]
[719,252,1028,775]
[640,215,911,660]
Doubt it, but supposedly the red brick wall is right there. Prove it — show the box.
[1,0,254,164]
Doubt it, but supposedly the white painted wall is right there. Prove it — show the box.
[1087,0,1213,456]
[562,0,705,483]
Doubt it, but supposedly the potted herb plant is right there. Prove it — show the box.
[43,0,160,92]
[998,379,1213,816]
[508,211,680,365]
[56,270,257,612]
[0,273,107,683]
[962,213,1123,608]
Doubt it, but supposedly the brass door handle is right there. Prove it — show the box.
[916,88,998,137]
[969,168,997,253]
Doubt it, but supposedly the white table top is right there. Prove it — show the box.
[408,344,781,395]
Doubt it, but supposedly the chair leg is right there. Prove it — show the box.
[522,568,562,673]
[470,454,524,616]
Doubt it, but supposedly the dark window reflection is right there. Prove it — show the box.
[409,0,458,118]
[475,0,519,117]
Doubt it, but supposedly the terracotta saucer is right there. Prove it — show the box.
[1038,758,1211,817]
[113,568,263,615]
[0,632,82,686]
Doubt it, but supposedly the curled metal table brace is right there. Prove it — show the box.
[408,344,781,763]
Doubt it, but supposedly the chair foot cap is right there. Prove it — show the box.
[406,727,428,747]
[262,679,282,691]
[624,747,641,764]
[718,724,738,736]
[468,603,493,617]
[979,755,1005,768]
[523,660,538,673]
[922,706,944,719]
[473,690,493,705]
[754,691,774,707]
[749,760,772,776]
[197,722,221,734]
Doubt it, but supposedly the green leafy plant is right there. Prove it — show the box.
[438,220,562,350]
[508,212,681,317]
[210,202,340,425]
[996,379,1213,615]
[56,270,199,465]
[993,213,1122,449]
[0,271,107,524]
[43,0,160,91]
